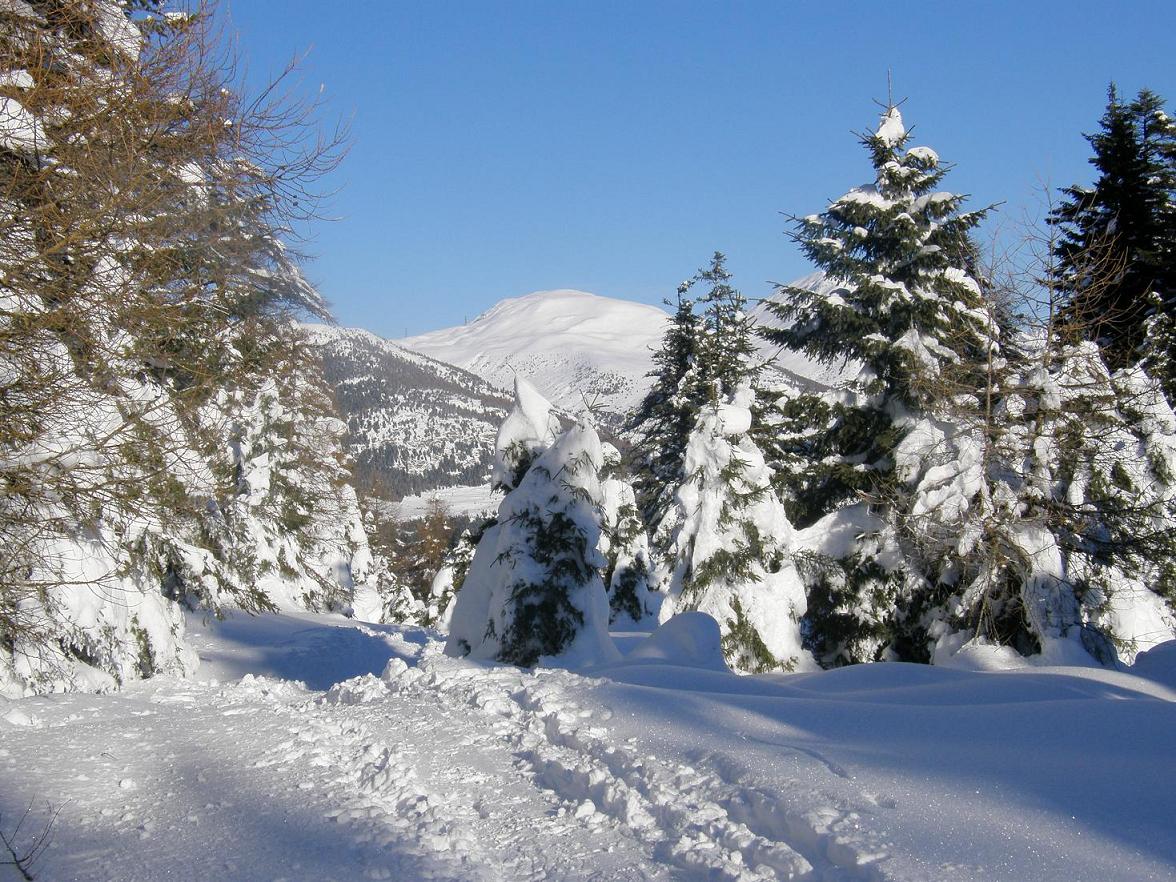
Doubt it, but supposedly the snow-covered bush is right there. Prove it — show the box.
[446,382,618,667]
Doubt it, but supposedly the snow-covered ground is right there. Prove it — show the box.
[2,612,1174,882]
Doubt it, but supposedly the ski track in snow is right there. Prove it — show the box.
[0,621,902,882]
[363,626,894,882]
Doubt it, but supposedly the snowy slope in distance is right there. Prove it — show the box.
[402,289,669,424]
[751,270,863,392]
[304,323,513,497]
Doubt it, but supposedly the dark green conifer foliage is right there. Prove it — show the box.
[1141,289,1176,403]
[629,252,761,535]
[1049,86,1176,370]
[627,288,703,528]
[696,252,758,400]
[761,107,990,527]
[499,508,591,667]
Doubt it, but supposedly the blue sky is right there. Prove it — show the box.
[223,1,1175,338]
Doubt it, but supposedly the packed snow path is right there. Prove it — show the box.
[2,614,1175,882]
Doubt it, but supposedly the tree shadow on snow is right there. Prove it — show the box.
[186,611,434,690]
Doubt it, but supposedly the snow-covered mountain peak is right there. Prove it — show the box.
[466,288,664,333]
[402,289,669,424]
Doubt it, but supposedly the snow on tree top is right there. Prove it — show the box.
[490,376,560,490]
[876,106,906,146]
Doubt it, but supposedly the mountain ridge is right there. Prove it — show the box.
[401,289,670,425]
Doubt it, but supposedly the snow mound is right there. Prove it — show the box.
[624,611,730,671]
[876,105,906,146]
[1131,640,1176,690]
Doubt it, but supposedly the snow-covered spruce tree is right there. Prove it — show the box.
[1140,288,1176,404]
[644,255,809,672]
[423,374,560,635]
[656,384,810,672]
[0,2,358,693]
[984,336,1176,664]
[1049,86,1176,371]
[445,381,618,667]
[201,324,370,615]
[424,520,487,630]
[959,228,1176,665]
[632,253,758,556]
[599,443,654,625]
[695,251,759,397]
[759,105,1000,666]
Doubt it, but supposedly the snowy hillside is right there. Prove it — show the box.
[306,324,514,497]
[402,290,670,425]
[2,611,1173,882]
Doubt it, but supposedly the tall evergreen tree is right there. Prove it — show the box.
[1049,86,1176,370]
[629,252,761,543]
[627,286,705,529]
[759,105,997,666]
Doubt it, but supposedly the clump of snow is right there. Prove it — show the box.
[906,145,939,165]
[715,400,752,436]
[0,69,34,90]
[491,376,560,490]
[0,96,48,154]
[875,106,906,146]
[932,634,1033,671]
[93,1,144,61]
